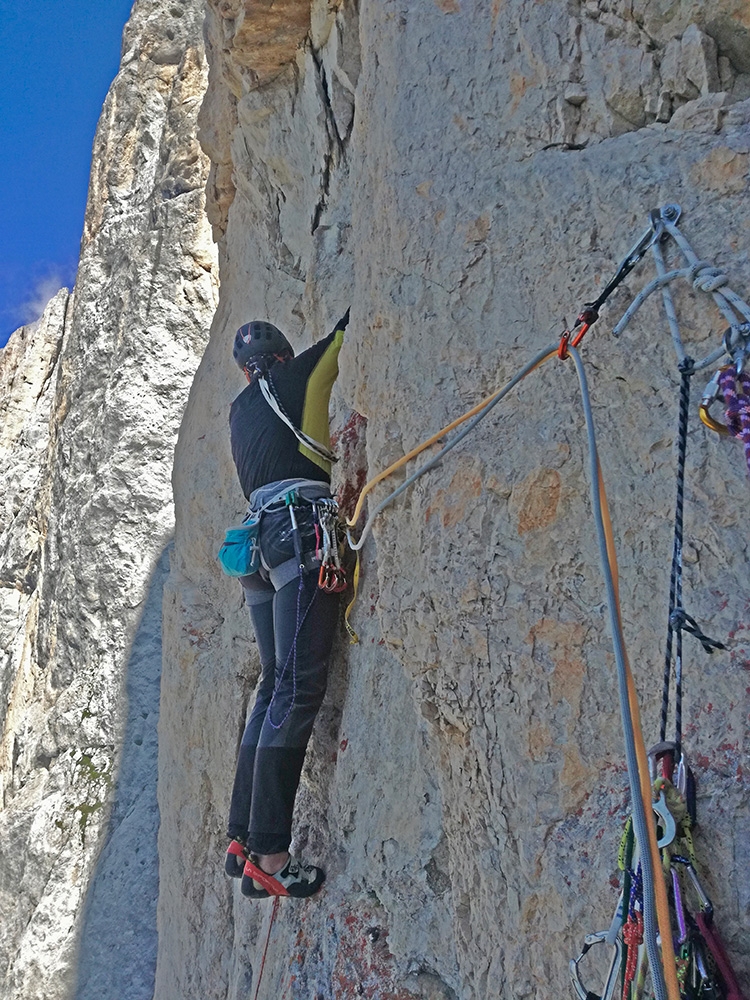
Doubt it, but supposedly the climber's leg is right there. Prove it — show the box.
[246,568,339,856]
[226,573,275,845]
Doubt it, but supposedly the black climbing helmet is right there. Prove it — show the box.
[233,321,294,370]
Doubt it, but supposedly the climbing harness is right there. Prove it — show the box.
[266,491,320,731]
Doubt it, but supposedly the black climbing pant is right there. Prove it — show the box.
[226,505,339,855]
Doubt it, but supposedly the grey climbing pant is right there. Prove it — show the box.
[226,502,339,855]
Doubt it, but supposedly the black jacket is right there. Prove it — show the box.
[229,324,345,499]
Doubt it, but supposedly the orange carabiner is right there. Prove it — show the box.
[570,320,591,349]
[557,329,571,361]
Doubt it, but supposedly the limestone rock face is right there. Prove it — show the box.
[0,2,217,998]
[161,2,750,999]
[2,1,749,998]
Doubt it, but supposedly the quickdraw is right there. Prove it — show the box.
[314,499,348,593]
[667,856,747,1000]
[558,207,669,361]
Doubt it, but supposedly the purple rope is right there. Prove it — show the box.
[719,368,750,476]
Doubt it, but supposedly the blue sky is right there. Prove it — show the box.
[0,0,135,347]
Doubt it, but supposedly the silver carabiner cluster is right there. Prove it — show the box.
[314,499,347,593]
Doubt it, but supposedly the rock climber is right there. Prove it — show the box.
[223,310,349,899]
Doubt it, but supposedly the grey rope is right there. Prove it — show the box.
[344,333,669,996]
[346,343,558,551]
[569,345,668,1000]
[613,212,750,372]
[613,267,729,371]
[651,238,687,366]
[663,219,750,328]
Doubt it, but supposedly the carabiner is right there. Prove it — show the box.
[671,856,714,919]
[648,740,677,783]
[695,911,747,1000]
[699,367,731,435]
[724,323,750,375]
[569,932,623,1000]
[653,788,677,849]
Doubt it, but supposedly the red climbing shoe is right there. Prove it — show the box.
[225,838,249,879]
[241,854,325,899]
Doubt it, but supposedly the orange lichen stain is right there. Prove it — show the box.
[434,0,460,11]
[521,888,565,930]
[415,180,432,197]
[515,468,561,534]
[528,618,586,706]
[528,720,553,760]
[465,213,490,244]
[689,148,749,195]
[509,72,530,112]
[560,743,595,812]
[527,618,595,809]
[425,466,483,528]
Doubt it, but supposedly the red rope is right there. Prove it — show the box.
[621,910,644,1000]
[253,896,280,1000]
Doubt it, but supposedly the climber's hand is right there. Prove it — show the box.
[336,308,350,332]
